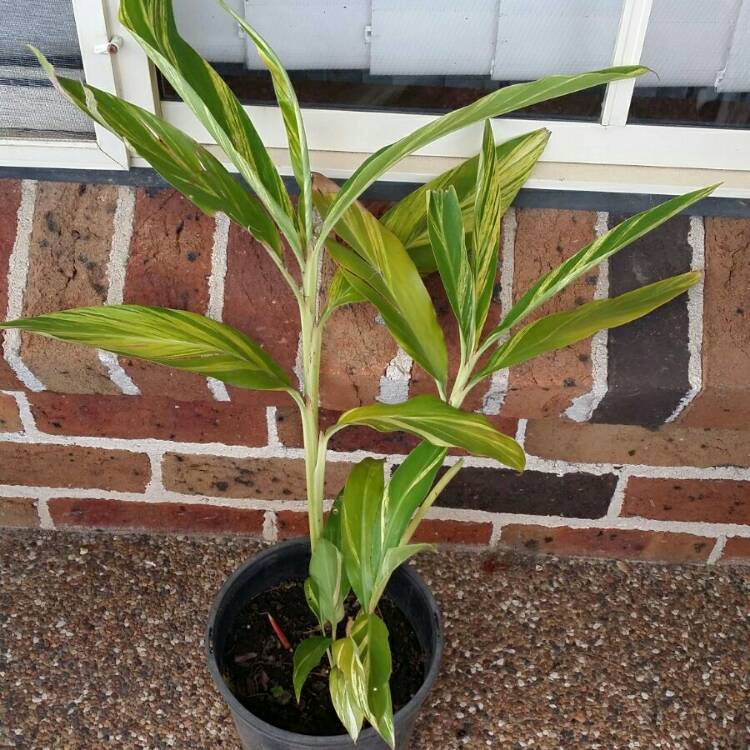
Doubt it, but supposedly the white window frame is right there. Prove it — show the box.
[0,0,140,170]
[3,0,750,199]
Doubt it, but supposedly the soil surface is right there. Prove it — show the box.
[221,579,425,736]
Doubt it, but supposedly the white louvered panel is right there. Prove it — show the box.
[491,0,622,80]
[718,0,750,92]
[173,0,245,63]
[637,0,743,87]
[243,0,370,70]
[370,0,497,76]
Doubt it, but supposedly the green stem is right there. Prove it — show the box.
[299,241,327,551]
[401,459,464,545]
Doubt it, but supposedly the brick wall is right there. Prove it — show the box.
[0,178,748,565]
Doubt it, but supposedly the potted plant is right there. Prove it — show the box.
[7,1,715,747]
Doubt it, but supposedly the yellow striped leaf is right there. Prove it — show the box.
[221,2,313,247]
[478,273,700,378]
[0,305,292,391]
[318,67,647,249]
[491,185,717,340]
[31,48,280,254]
[119,0,300,258]
[315,176,447,387]
[335,395,525,470]
[382,128,550,271]
[472,120,505,337]
[427,187,475,352]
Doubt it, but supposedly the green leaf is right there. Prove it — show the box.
[493,185,718,339]
[293,636,331,702]
[478,273,700,378]
[369,544,434,612]
[327,241,442,382]
[335,395,525,470]
[472,121,504,336]
[308,537,346,628]
[330,638,368,741]
[322,492,350,597]
[321,269,366,318]
[350,612,392,687]
[427,187,475,352]
[31,48,280,254]
[384,443,446,552]
[366,674,395,750]
[350,612,395,749]
[0,305,291,391]
[220,1,312,246]
[339,459,386,608]
[119,0,300,257]
[321,193,448,384]
[382,129,550,268]
[319,67,647,247]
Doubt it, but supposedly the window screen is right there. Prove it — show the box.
[0,0,95,139]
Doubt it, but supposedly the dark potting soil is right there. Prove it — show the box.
[220,579,426,736]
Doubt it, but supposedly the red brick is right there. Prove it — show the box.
[276,510,309,540]
[0,443,149,491]
[719,537,750,564]
[525,420,750,468]
[319,253,398,410]
[501,524,713,563]
[0,497,39,528]
[504,209,598,418]
[223,222,301,402]
[0,393,21,432]
[275,404,421,454]
[681,218,750,428]
[121,188,214,400]
[622,477,750,525]
[0,180,22,389]
[49,497,264,535]
[411,518,492,545]
[162,454,351,500]
[275,405,515,456]
[29,392,267,445]
[22,182,120,393]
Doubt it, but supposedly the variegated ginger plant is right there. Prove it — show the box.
[3,1,715,744]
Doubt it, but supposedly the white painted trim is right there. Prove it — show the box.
[601,0,654,126]
[102,0,159,115]
[160,100,750,174]
[71,0,129,168]
[0,139,124,170]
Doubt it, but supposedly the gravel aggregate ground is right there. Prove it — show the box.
[0,529,748,749]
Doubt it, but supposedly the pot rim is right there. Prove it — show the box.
[206,538,443,745]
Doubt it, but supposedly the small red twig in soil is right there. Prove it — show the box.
[267,613,292,651]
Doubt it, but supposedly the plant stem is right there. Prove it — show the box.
[299,242,326,551]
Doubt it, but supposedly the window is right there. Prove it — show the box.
[2,0,750,198]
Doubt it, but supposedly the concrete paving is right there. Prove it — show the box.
[1,529,748,749]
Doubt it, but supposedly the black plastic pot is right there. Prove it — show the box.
[206,539,443,750]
